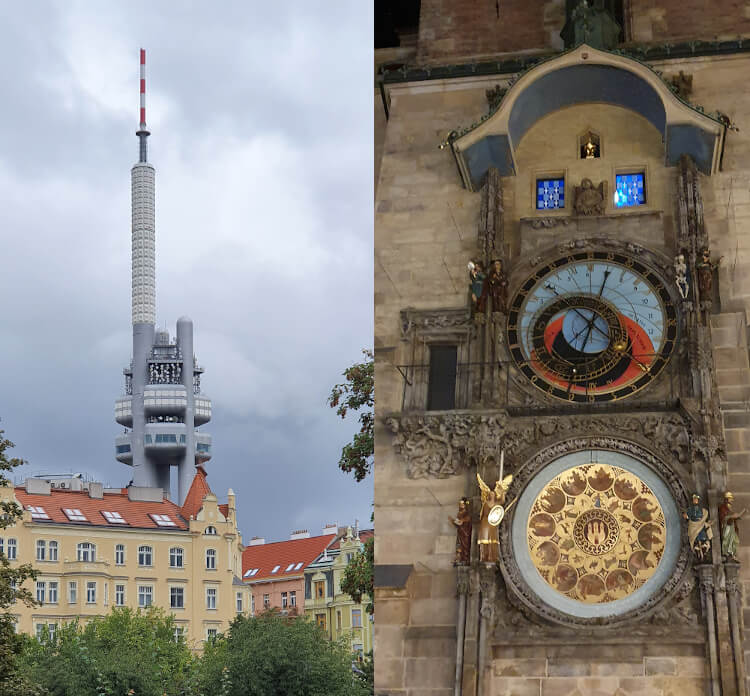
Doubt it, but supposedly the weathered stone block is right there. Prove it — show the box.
[404,656,456,688]
[491,677,544,696]
[493,658,547,677]
[645,656,676,675]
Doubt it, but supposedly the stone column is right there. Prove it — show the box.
[455,566,470,696]
[461,567,480,696]
[697,564,721,696]
[724,561,747,695]
[477,565,496,696]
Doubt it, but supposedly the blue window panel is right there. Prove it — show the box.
[116,445,131,454]
[536,178,565,210]
[614,173,645,208]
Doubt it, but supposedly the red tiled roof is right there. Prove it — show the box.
[329,529,374,550]
[181,465,212,520]
[218,504,229,518]
[242,534,337,583]
[15,488,188,530]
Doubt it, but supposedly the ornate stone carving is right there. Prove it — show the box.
[485,84,508,111]
[573,178,607,215]
[456,565,471,596]
[666,70,693,101]
[478,167,502,262]
[529,217,571,230]
[400,307,473,340]
[479,565,497,621]
[386,412,691,480]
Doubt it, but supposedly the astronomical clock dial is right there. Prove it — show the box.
[507,251,678,403]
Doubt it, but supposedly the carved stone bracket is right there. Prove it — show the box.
[479,565,497,622]
[400,307,474,341]
[386,411,692,481]
[456,566,471,596]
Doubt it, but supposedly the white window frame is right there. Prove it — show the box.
[77,542,96,562]
[352,608,362,628]
[138,585,153,608]
[204,525,217,535]
[48,540,58,561]
[36,540,46,561]
[7,538,17,560]
[115,544,126,565]
[206,627,218,641]
[290,591,296,607]
[36,581,46,603]
[48,581,58,604]
[86,581,96,604]
[170,586,184,609]
[138,545,153,567]
[169,547,184,568]
[281,592,288,608]
[68,581,77,604]
[206,587,217,610]
[115,584,125,606]
[205,548,217,570]
[263,593,270,608]
[236,592,243,613]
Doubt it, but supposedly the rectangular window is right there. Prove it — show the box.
[115,584,125,606]
[6,539,16,560]
[35,624,44,640]
[115,545,125,565]
[536,177,565,210]
[138,546,152,566]
[236,592,243,612]
[263,593,270,608]
[48,581,58,604]
[315,613,326,630]
[68,581,77,604]
[315,581,325,599]
[87,582,96,604]
[281,592,288,608]
[206,628,218,641]
[170,587,184,609]
[0,538,3,556]
[63,508,87,522]
[47,623,57,641]
[27,505,50,520]
[104,583,108,606]
[102,510,126,524]
[251,594,255,615]
[206,549,217,570]
[427,345,457,411]
[48,541,58,561]
[614,172,646,207]
[352,608,362,627]
[138,586,153,608]
[170,547,183,568]
[36,581,45,603]
[149,513,177,527]
[36,540,46,561]
[173,627,184,642]
[337,610,342,631]
[206,588,217,610]
[290,591,296,607]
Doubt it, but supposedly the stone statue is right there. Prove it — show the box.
[574,178,606,215]
[479,259,508,314]
[674,254,689,299]
[449,497,472,566]
[467,261,485,314]
[719,491,745,560]
[476,472,513,563]
[583,135,598,159]
[683,493,712,561]
[697,247,721,298]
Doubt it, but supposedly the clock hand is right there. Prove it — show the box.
[581,270,611,350]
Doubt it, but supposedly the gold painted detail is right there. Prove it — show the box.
[527,463,665,605]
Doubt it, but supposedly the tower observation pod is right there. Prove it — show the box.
[115,50,212,505]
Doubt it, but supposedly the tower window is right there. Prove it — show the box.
[614,173,646,208]
[427,345,458,411]
[536,177,565,210]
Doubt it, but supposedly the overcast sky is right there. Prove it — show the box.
[0,2,373,543]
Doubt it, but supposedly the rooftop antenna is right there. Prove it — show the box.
[136,48,150,163]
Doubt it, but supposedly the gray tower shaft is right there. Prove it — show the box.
[177,316,195,504]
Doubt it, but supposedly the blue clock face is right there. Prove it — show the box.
[507,251,678,403]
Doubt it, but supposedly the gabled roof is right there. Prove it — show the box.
[181,465,212,520]
[242,534,337,583]
[14,487,188,531]
[330,529,374,550]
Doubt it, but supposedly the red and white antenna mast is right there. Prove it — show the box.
[136,48,150,163]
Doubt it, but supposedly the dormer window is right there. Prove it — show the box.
[204,526,217,535]
[150,514,177,527]
[271,565,280,574]
[102,511,127,524]
[27,506,50,520]
[63,508,87,522]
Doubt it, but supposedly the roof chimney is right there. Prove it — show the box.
[290,529,310,540]
[322,522,337,535]
[25,479,51,495]
[88,482,104,499]
[249,536,265,546]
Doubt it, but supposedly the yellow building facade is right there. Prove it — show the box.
[1,468,248,648]
[304,527,373,659]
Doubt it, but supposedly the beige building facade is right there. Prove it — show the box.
[2,468,247,648]
[375,3,750,695]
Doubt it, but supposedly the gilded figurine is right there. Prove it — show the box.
[674,253,689,300]
[696,247,721,298]
[480,259,508,314]
[449,497,472,566]
[719,491,746,560]
[683,493,712,561]
[476,471,513,563]
[573,178,606,215]
[467,261,485,314]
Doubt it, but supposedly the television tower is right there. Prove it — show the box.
[115,50,212,505]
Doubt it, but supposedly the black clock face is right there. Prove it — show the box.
[507,251,678,403]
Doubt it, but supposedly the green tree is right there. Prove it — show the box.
[0,428,44,696]
[340,536,374,616]
[327,350,373,482]
[18,607,195,696]
[196,609,369,696]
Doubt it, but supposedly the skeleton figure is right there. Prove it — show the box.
[674,254,689,299]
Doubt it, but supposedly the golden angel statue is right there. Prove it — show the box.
[476,471,513,563]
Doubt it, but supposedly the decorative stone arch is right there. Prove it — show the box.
[451,44,725,190]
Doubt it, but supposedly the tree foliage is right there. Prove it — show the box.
[197,609,369,696]
[18,607,195,696]
[327,350,374,482]
[340,536,374,616]
[0,428,43,696]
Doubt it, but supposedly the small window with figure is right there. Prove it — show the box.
[580,131,601,159]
